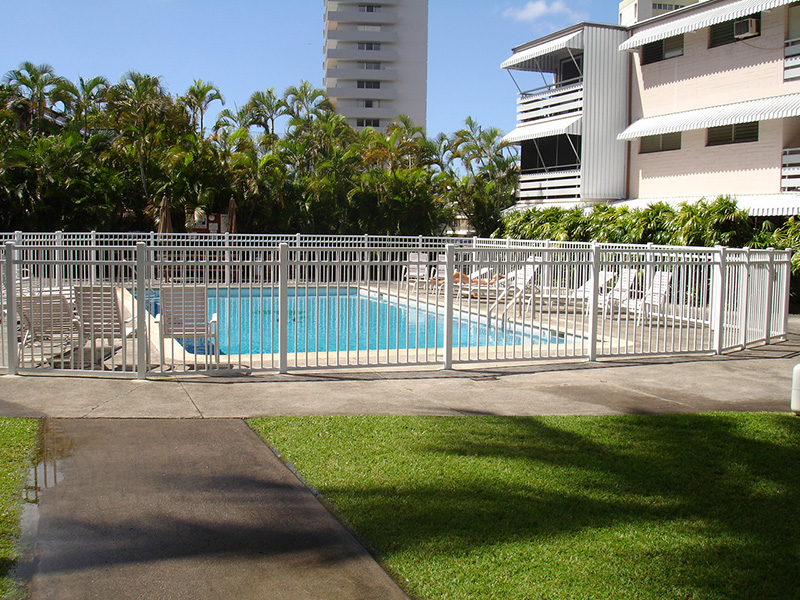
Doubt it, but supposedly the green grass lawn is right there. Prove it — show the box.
[248,414,800,600]
[0,419,39,599]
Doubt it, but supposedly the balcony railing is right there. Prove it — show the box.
[784,38,800,81]
[781,147,800,191]
[517,78,583,127]
[518,167,581,200]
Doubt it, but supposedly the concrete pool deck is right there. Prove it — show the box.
[1,315,799,418]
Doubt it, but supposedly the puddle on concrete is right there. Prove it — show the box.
[9,420,74,597]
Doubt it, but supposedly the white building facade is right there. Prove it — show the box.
[502,0,800,217]
[501,23,630,210]
[323,0,428,132]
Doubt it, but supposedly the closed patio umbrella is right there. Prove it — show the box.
[157,196,173,234]
[226,196,237,234]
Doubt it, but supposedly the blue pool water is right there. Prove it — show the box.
[152,287,565,355]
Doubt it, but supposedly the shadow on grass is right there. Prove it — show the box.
[259,414,800,599]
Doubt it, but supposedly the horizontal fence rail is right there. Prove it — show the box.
[0,235,791,378]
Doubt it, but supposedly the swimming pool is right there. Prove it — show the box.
[153,287,566,355]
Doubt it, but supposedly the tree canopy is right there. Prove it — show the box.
[0,62,518,235]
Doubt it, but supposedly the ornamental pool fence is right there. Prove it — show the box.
[0,232,791,378]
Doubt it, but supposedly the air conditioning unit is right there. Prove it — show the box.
[734,18,759,39]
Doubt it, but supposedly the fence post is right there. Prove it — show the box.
[764,248,775,345]
[4,243,17,375]
[279,243,289,374]
[55,230,64,289]
[782,249,792,338]
[224,231,231,285]
[713,246,727,355]
[738,248,750,349]
[587,242,600,361]
[90,230,98,285]
[135,243,147,380]
[443,244,455,370]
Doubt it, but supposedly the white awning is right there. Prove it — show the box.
[611,195,800,216]
[501,30,584,70]
[503,115,583,143]
[620,0,797,50]
[618,94,800,140]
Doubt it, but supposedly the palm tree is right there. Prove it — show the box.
[283,81,333,123]
[181,79,224,137]
[54,75,110,137]
[245,88,287,146]
[105,71,173,213]
[2,62,64,132]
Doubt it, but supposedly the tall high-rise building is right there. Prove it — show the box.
[323,0,428,132]
[618,0,702,26]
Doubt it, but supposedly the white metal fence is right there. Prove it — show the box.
[0,234,791,378]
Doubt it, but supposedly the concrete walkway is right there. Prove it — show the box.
[27,419,411,600]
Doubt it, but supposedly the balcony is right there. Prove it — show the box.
[517,78,583,127]
[781,148,800,191]
[517,167,582,201]
[326,10,399,25]
[325,29,398,43]
[324,67,396,83]
[326,48,399,62]
[785,38,800,82]
[326,86,398,101]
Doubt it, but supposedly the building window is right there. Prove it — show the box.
[357,80,381,89]
[358,24,381,31]
[709,13,760,48]
[640,132,682,153]
[641,35,684,65]
[358,4,382,12]
[707,122,759,146]
[357,42,381,51]
[359,99,380,108]
[361,61,382,70]
[357,118,380,127]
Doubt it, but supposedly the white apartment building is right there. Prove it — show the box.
[502,0,800,217]
[323,0,428,132]
[619,0,701,26]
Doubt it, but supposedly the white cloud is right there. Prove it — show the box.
[502,1,581,22]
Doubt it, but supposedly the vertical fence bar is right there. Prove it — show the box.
[713,246,727,355]
[587,243,600,361]
[782,249,792,337]
[136,243,147,380]
[55,230,64,289]
[764,248,775,345]
[4,243,17,375]
[224,232,231,285]
[279,243,289,374]
[443,244,455,370]
[738,248,750,349]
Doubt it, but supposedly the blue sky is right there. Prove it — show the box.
[0,0,619,137]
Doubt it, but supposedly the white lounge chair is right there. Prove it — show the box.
[601,267,639,315]
[540,269,617,309]
[156,286,219,366]
[403,252,431,289]
[628,270,673,324]
[73,285,138,367]
[489,261,540,318]
[17,292,80,362]
[73,286,136,345]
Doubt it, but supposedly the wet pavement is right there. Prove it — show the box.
[22,419,410,600]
